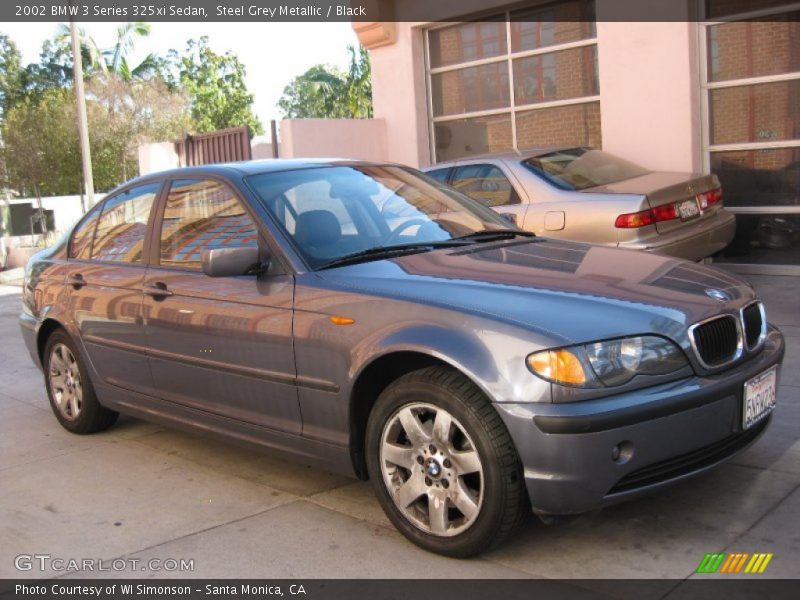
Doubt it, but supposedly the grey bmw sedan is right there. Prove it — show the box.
[20,159,783,557]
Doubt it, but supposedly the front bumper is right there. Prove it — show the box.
[495,326,784,515]
[618,210,736,261]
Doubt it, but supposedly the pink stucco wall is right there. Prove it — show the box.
[279,118,389,161]
[596,21,702,173]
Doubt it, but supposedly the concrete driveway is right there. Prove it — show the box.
[1,275,798,586]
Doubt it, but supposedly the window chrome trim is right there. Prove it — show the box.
[428,37,598,75]
[431,95,602,123]
[741,301,768,351]
[702,1,800,24]
[705,70,800,90]
[687,314,744,370]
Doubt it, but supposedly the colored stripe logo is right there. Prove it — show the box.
[696,552,773,574]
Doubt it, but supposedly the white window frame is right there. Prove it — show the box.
[698,1,800,274]
[424,10,599,163]
[698,1,800,216]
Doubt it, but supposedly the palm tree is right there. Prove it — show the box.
[108,22,158,82]
[57,22,156,82]
[304,45,373,118]
[345,45,373,119]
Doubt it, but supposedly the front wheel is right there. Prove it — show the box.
[366,366,528,557]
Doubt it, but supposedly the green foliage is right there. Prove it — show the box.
[20,38,74,102]
[86,76,193,185]
[2,77,192,196]
[278,44,373,119]
[0,28,265,197]
[167,37,263,136]
[0,35,24,119]
[344,45,373,119]
[2,88,81,197]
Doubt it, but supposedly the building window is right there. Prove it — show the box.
[426,0,599,163]
[701,1,800,267]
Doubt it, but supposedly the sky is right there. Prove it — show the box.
[0,21,359,140]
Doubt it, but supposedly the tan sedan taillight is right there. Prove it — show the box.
[615,188,723,228]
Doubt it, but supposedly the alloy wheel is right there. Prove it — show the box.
[48,343,83,421]
[379,402,484,537]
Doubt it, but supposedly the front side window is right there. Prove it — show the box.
[159,179,258,270]
[91,183,160,263]
[451,164,521,207]
[248,165,513,269]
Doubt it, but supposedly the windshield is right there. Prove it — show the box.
[522,148,650,191]
[247,165,515,269]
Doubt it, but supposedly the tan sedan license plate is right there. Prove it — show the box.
[677,198,701,220]
[743,366,777,430]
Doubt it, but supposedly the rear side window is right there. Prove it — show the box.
[451,164,521,207]
[91,183,160,263]
[69,204,102,260]
[159,179,258,270]
[426,168,451,183]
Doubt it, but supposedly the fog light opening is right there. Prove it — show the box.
[612,441,634,465]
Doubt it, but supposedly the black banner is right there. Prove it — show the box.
[2,0,799,23]
[2,580,800,600]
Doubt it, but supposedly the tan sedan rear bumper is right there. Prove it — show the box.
[619,210,736,261]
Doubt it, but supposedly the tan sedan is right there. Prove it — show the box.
[424,147,736,261]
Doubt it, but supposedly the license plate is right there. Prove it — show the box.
[677,198,701,220]
[743,366,778,430]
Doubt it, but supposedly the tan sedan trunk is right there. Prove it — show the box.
[585,172,722,235]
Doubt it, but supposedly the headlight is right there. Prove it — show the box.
[527,335,688,388]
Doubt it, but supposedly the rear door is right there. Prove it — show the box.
[64,181,162,396]
[449,162,529,226]
[142,177,300,433]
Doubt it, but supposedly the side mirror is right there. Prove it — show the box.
[201,247,263,277]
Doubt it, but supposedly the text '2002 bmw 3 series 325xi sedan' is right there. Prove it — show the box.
[20,160,784,557]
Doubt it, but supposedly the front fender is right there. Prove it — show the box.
[347,321,552,406]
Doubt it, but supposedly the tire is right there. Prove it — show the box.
[365,366,528,557]
[43,329,118,434]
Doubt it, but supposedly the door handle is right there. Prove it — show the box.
[144,282,173,299]
[66,274,86,289]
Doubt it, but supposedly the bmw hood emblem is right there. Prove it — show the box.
[705,288,731,302]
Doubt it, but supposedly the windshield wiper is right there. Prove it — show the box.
[317,241,468,270]
[451,229,537,242]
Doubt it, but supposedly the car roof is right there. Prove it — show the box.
[425,145,583,169]
[126,158,400,185]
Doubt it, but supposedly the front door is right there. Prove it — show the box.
[64,182,161,396]
[143,178,300,433]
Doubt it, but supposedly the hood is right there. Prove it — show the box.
[317,239,755,346]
